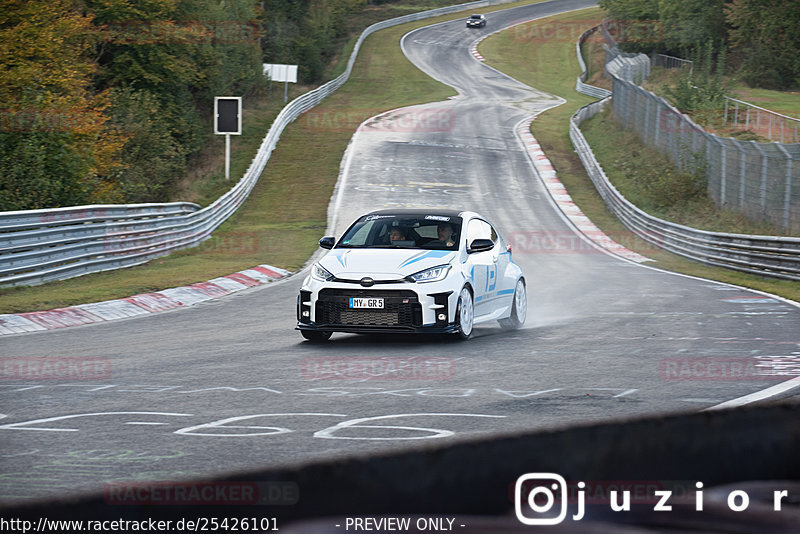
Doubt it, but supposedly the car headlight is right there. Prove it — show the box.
[409,264,451,283]
[311,263,334,281]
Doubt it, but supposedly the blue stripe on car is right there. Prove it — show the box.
[398,250,453,269]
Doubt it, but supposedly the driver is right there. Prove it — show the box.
[435,222,456,247]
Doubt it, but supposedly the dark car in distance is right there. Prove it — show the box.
[466,14,486,28]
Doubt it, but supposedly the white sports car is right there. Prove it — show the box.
[296,209,526,341]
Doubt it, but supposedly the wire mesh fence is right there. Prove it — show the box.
[651,53,693,74]
[601,26,800,233]
[572,27,800,280]
[652,52,799,144]
[721,98,800,144]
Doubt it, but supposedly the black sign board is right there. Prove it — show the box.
[214,97,242,135]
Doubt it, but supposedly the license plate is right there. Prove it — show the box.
[349,297,384,309]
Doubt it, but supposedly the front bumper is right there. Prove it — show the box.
[297,279,458,334]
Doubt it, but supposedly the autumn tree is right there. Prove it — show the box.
[0,0,126,210]
[726,0,800,89]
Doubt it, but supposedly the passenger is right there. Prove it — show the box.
[389,227,407,243]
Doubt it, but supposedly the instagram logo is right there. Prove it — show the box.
[515,473,571,525]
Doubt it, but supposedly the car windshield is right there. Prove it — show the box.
[337,215,462,250]
[470,15,481,19]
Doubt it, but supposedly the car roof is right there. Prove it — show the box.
[363,208,469,219]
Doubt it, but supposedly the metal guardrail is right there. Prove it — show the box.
[575,26,612,99]
[0,0,517,288]
[652,52,693,74]
[722,95,800,144]
[570,32,800,281]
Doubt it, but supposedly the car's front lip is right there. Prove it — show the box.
[296,323,459,334]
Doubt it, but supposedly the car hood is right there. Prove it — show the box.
[320,248,457,279]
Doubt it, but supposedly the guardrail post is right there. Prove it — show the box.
[653,93,660,148]
[776,144,793,231]
[715,137,726,205]
[753,143,768,218]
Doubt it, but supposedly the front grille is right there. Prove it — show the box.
[316,289,421,327]
[339,311,398,325]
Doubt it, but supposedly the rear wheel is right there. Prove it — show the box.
[499,279,526,330]
[301,330,332,342]
[455,286,474,340]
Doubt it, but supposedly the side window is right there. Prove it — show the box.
[466,219,494,245]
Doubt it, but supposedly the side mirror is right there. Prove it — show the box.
[319,236,335,250]
[468,238,494,253]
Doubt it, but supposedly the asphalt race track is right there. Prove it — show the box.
[1,0,799,509]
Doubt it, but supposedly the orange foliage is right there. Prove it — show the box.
[0,0,128,203]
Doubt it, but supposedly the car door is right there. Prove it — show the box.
[492,229,516,312]
[465,218,498,319]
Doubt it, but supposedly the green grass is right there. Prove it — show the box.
[479,8,800,303]
[581,107,798,237]
[0,0,547,314]
[729,85,800,118]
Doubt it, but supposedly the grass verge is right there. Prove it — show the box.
[478,7,800,303]
[0,0,547,314]
[581,107,797,237]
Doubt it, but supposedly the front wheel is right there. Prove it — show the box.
[455,286,474,340]
[499,279,526,330]
[301,330,332,342]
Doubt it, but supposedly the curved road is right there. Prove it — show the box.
[1,0,799,505]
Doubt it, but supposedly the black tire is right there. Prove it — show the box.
[301,330,332,342]
[455,286,474,340]
[499,278,526,330]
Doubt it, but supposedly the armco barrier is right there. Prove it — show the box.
[0,0,518,288]
[575,26,611,100]
[571,99,800,281]
[2,401,798,530]
[571,27,800,281]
